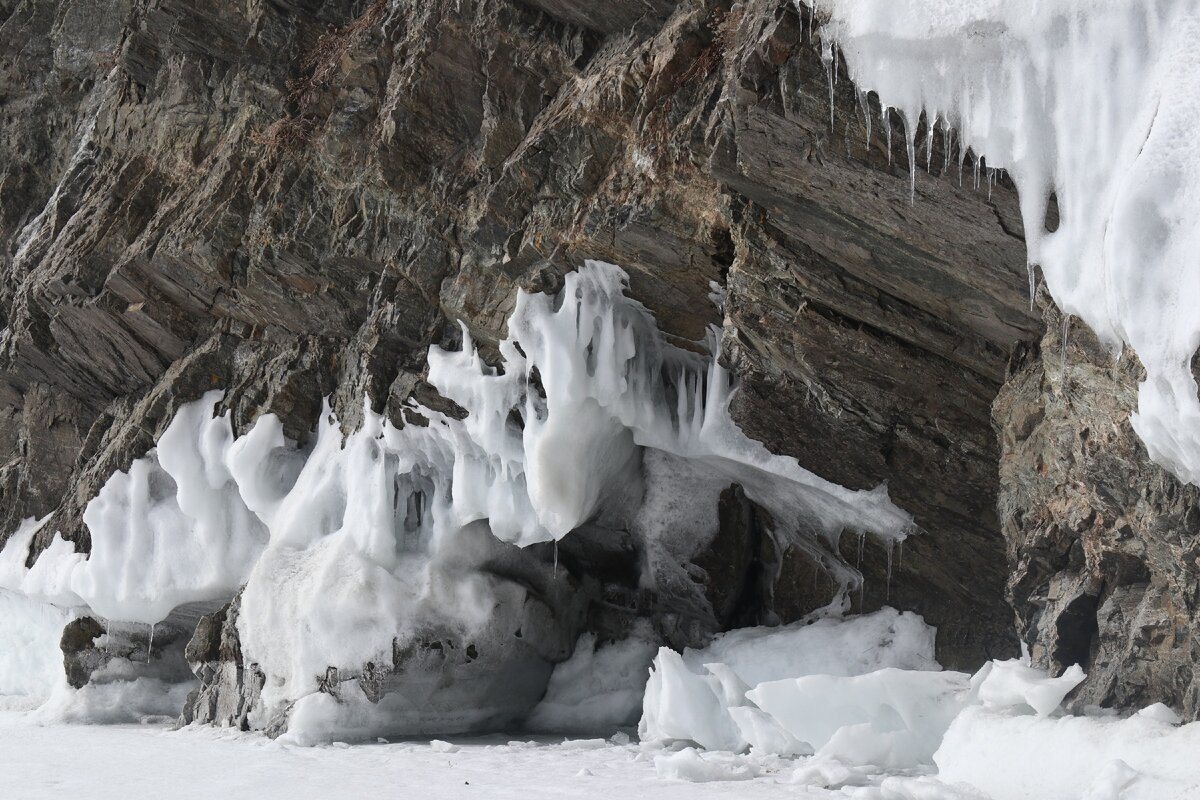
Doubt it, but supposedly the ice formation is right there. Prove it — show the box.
[0,261,912,733]
[639,609,962,766]
[638,609,1099,776]
[935,703,1200,800]
[813,0,1200,484]
[524,624,659,734]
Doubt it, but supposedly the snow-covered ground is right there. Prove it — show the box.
[0,712,831,800]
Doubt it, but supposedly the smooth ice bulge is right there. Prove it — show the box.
[812,0,1200,484]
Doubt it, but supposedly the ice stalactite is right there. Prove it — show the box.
[811,0,1200,485]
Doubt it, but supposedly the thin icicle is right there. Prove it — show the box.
[858,90,873,149]
[146,622,155,664]
[883,107,893,165]
[903,112,917,205]
[822,40,835,132]
[885,539,894,602]
[943,122,952,172]
[1027,263,1037,310]
[1060,314,1071,383]
[925,112,936,172]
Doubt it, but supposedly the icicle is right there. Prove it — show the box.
[925,112,935,172]
[820,39,835,132]
[858,90,873,150]
[883,107,893,165]
[1027,263,1037,310]
[943,123,952,172]
[553,540,559,580]
[1060,314,1071,383]
[987,168,995,200]
[146,622,155,664]
[903,112,917,205]
[885,539,894,602]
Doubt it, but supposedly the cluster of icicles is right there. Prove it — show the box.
[811,0,1200,486]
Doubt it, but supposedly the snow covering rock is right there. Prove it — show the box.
[524,625,659,734]
[0,263,915,740]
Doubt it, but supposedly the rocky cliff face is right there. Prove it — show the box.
[2,0,1188,728]
[995,288,1200,717]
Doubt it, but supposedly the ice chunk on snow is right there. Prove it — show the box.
[748,669,970,768]
[640,606,1100,775]
[1136,703,1181,725]
[640,608,945,758]
[971,658,1085,717]
[728,705,812,756]
[653,747,759,782]
[683,607,939,687]
[639,648,747,752]
[813,0,1200,485]
[935,705,1200,800]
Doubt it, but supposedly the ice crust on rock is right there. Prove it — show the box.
[524,624,659,734]
[812,0,1200,485]
[0,589,74,706]
[0,262,912,737]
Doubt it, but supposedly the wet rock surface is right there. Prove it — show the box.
[8,0,1166,727]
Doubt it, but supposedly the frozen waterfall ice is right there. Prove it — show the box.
[0,261,913,735]
[812,0,1200,485]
